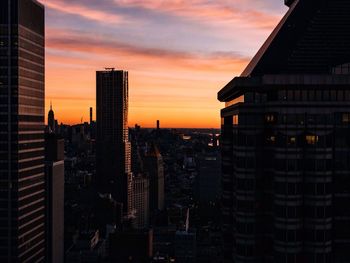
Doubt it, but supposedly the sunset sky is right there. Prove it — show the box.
[41,0,286,128]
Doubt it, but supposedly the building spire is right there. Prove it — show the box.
[50,100,52,111]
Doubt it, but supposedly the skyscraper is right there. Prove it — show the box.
[144,144,165,212]
[219,1,350,262]
[96,68,132,213]
[0,0,45,262]
[48,101,55,133]
[132,175,150,229]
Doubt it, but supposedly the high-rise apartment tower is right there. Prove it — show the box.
[96,68,132,213]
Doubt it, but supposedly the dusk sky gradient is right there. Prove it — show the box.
[41,0,287,128]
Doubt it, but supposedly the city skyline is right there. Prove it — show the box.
[41,0,287,128]
[3,1,350,262]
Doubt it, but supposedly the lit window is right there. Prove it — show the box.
[233,115,239,125]
[288,137,296,145]
[265,114,276,123]
[306,135,318,145]
[266,136,276,144]
[342,113,350,124]
[332,63,350,75]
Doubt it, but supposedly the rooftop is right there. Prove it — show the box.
[219,0,350,101]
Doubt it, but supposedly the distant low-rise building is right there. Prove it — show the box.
[45,134,65,263]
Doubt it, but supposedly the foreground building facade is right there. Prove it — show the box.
[0,0,45,262]
[219,0,350,262]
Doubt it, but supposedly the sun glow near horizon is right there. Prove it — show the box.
[42,0,286,128]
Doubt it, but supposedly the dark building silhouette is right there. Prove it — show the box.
[48,102,55,133]
[65,229,105,263]
[90,107,93,124]
[109,229,153,263]
[218,1,350,262]
[144,144,165,212]
[45,134,64,263]
[157,120,160,130]
[174,230,197,263]
[96,68,132,213]
[0,1,45,262]
[195,153,221,204]
[95,194,124,232]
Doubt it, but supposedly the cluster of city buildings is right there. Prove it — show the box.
[3,0,350,263]
[1,1,217,262]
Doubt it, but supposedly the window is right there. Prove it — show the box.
[287,159,298,171]
[342,113,350,124]
[323,90,330,101]
[278,90,287,101]
[294,90,301,101]
[302,90,308,101]
[338,90,345,101]
[332,63,350,75]
[331,90,337,101]
[306,135,318,145]
[288,136,296,145]
[309,90,315,101]
[346,90,350,101]
[233,115,239,125]
[266,135,276,145]
[315,90,323,101]
[307,115,316,125]
[265,113,276,123]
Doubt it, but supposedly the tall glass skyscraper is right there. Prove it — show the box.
[219,0,350,262]
[96,68,132,213]
[0,0,45,262]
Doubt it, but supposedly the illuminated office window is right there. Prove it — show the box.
[288,136,296,145]
[265,114,276,123]
[306,135,318,145]
[342,113,350,124]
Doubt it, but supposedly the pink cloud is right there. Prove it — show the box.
[46,28,249,74]
[41,0,123,24]
[116,0,281,30]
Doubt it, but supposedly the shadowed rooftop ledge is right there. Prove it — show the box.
[218,74,350,102]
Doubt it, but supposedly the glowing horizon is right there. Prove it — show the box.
[41,0,286,128]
